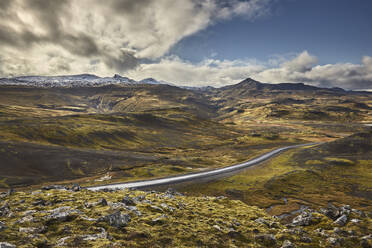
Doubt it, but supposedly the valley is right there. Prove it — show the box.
[0,77,371,247]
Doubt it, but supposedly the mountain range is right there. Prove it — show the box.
[0,74,168,88]
[0,74,370,93]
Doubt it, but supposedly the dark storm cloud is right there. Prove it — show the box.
[59,33,100,57]
[0,0,12,11]
[104,52,139,72]
[0,0,140,74]
[111,0,153,13]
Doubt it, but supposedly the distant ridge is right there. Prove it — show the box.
[0,74,168,88]
[0,74,370,93]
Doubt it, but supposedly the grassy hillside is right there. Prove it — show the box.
[0,81,370,189]
[181,131,372,216]
[0,107,299,188]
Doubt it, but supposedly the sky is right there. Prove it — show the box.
[0,0,371,90]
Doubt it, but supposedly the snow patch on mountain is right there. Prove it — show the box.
[0,74,161,88]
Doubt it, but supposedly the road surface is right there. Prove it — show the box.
[87,143,319,191]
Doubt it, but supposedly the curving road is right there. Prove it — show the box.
[87,143,320,191]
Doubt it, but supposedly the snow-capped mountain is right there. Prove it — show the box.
[0,74,165,88]
[139,78,174,86]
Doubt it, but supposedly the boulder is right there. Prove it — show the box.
[339,205,351,216]
[150,214,167,225]
[334,215,348,226]
[213,225,221,231]
[98,198,108,206]
[71,184,81,192]
[314,228,329,238]
[327,237,340,246]
[321,203,340,220]
[0,203,10,217]
[81,227,107,241]
[350,218,361,224]
[42,185,65,191]
[122,196,135,206]
[255,217,269,226]
[360,234,372,248]
[97,211,131,228]
[300,236,312,243]
[292,211,312,226]
[0,243,16,248]
[32,198,47,206]
[254,234,277,246]
[281,240,295,248]
[44,206,81,223]
[0,221,6,232]
[352,209,366,218]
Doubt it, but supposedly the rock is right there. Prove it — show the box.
[86,198,108,208]
[97,211,131,227]
[23,210,37,216]
[108,202,127,210]
[352,208,366,218]
[42,185,65,190]
[148,205,163,213]
[132,195,145,203]
[150,214,167,225]
[125,205,138,211]
[300,236,312,243]
[17,215,34,223]
[0,221,6,232]
[327,237,340,246]
[333,227,350,237]
[81,215,97,221]
[314,228,328,238]
[321,203,340,220]
[292,211,312,226]
[0,242,16,248]
[255,217,269,226]
[98,198,108,206]
[334,214,348,226]
[160,203,175,212]
[270,221,280,229]
[122,196,135,206]
[7,189,15,196]
[339,205,351,216]
[227,229,241,239]
[0,202,10,217]
[213,225,221,231]
[281,240,295,248]
[254,234,277,246]
[350,218,361,224]
[81,227,107,241]
[19,227,44,234]
[44,206,81,223]
[56,236,71,247]
[32,198,47,206]
[361,234,372,248]
[71,184,81,192]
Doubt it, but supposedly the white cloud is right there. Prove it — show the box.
[127,52,372,90]
[0,0,271,77]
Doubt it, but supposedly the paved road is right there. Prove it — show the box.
[87,143,320,191]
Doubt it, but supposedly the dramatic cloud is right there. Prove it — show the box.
[0,1,370,90]
[127,51,372,90]
[0,0,271,76]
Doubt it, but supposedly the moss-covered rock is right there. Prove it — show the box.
[0,187,370,247]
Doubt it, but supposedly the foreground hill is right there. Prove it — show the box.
[0,188,371,247]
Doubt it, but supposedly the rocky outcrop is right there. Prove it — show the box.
[97,211,131,227]
[0,188,370,247]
